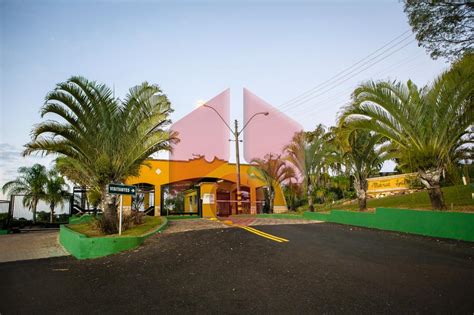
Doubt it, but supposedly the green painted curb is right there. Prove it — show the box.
[304,208,474,242]
[60,217,168,259]
[0,229,8,235]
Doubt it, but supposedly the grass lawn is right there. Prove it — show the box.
[331,185,474,212]
[68,216,162,237]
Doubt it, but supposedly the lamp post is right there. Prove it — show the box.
[203,104,269,214]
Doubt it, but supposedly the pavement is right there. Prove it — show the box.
[163,217,319,234]
[0,230,68,263]
[163,218,229,234]
[1,222,473,314]
[226,215,320,227]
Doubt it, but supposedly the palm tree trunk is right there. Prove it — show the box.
[269,189,275,213]
[50,203,54,224]
[419,169,446,210]
[354,176,368,211]
[307,184,314,212]
[101,185,119,234]
[32,200,37,225]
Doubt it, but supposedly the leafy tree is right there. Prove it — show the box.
[43,170,69,223]
[282,181,305,212]
[284,125,335,211]
[24,76,177,233]
[249,154,296,213]
[2,164,47,224]
[404,1,473,60]
[337,129,386,211]
[340,54,473,210]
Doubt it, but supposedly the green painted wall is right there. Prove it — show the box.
[60,217,168,259]
[304,208,474,242]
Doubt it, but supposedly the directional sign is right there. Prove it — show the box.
[108,183,137,196]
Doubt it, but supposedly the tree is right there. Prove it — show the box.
[404,1,473,60]
[340,54,473,210]
[249,154,296,213]
[284,125,335,211]
[24,76,177,233]
[282,181,304,212]
[2,164,47,224]
[336,129,385,211]
[43,170,69,223]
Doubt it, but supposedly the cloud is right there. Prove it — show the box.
[0,143,55,199]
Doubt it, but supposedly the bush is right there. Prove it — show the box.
[37,211,50,222]
[95,210,145,234]
[0,212,9,229]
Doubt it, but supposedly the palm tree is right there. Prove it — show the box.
[340,54,473,210]
[284,125,335,211]
[249,154,296,213]
[43,170,69,223]
[2,164,47,224]
[337,128,386,211]
[24,76,177,233]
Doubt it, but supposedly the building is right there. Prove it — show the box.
[121,88,301,218]
[123,156,288,217]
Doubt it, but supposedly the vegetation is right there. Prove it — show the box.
[336,129,386,211]
[43,170,69,223]
[340,54,473,210]
[249,154,296,213]
[404,1,473,60]
[2,164,48,224]
[24,76,177,234]
[284,125,335,211]
[334,185,474,213]
[68,215,162,237]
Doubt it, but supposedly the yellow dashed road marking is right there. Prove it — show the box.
[219,218,289,243]
[239,225,289,243]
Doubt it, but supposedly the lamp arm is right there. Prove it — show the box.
[203,104,233,134]
[239,112,269,135]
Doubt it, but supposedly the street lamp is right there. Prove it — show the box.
[203,104,269,214]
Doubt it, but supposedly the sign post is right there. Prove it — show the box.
[119,195,123,236]
[108,184,137,235]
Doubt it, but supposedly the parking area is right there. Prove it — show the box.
[1,221,473,314]
[0,230,68,263]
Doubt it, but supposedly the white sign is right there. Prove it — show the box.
[202,193,215,205]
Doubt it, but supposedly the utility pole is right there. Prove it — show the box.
[234,119,242,214]
[203,104,269,215]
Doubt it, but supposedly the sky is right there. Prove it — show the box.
[0,0,448,200]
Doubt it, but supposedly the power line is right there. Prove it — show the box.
[280,38,416,113]
[278,30,413,111]
[288,52,426,117]
[290,51,427,120]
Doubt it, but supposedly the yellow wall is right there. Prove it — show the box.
[125,157,287,216]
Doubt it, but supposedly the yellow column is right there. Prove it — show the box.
[200,182,217,218]
[154,185,161,216]
[250,186,257,214]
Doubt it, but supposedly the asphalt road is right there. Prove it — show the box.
[1,222,473,314]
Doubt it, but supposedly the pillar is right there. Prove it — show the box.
[200,182,217,218]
